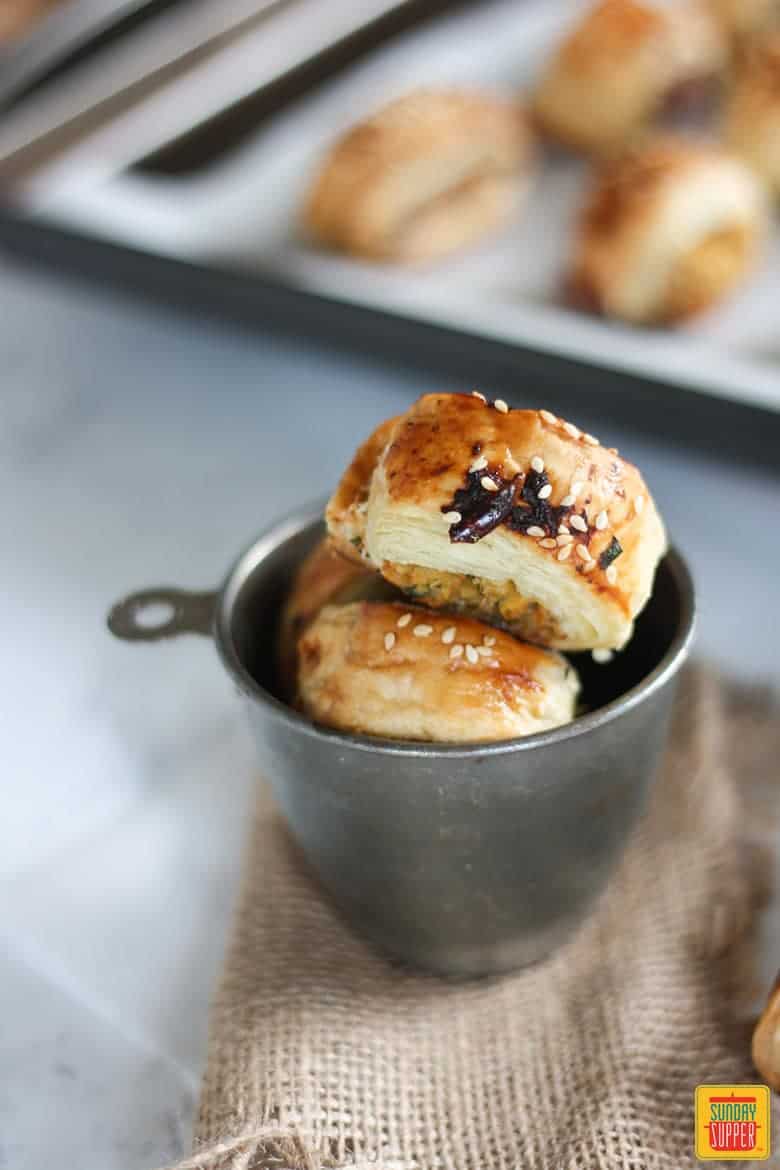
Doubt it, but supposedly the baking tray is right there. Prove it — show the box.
[1,0,779,419]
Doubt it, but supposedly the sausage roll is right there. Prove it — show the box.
[569,137,765,323]
[277,537,397,699]
[534,0,726,156]
[298,601,580,742]
[326,393,667,652]
[710,0,780,52]
[725,37,780,197]
[752,973,780,1092]
[303,89,534,263]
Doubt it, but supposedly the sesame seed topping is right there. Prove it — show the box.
[595,510,608,530]
[443,510,462,524]
[570,514,588,533]
[540,409,557,424]
[483,635,496,646]
[576,544,591,561]
[494,399,509,414]
[634,494,645,515]
[527,525,546,538]
[592,649,614,664]
[563,421,581,440]
[537,483,553,500]
[450,644,464,660]
[606,565,618,585]
[414,624,433,637]
[558,524,570,535]
[570,481,584,498]
[608,447,619,455]
[481,476,499,492]
[584,433,599,446]
[557,544,572,561]
[477,645,493,657]
[397,613,412,628]
[470,454,488,472]
[560,494,575,508]
[531,455,545,473]
[557,533,573,545]
[540,538,557,549]
[584,558,597,572]
[384,633,396,652]
[488,659,500,668]
[504,448,521,476]
[442,626,456,644]
[471,391,487,403]
[465,644,479,664]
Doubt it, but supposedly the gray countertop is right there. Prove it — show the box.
[0,252,777,1170]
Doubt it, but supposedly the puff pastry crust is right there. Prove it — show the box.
[725,37,780,197]
[569,136,765,323]
[277,537,396,698]
[303,89,533,262]
[710,0,780,50]
[326,393,667,652]
[535,0,726,155]
[298,601,580,742]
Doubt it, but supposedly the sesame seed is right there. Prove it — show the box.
[584,558,597,572]
[527,525,546,538]
[584,433,599,446]
[413,624,433,637]
[494,399,509,414]
[570,514,588,533]
[595,510,608,530]
[576,544,590,561]
[384,633,396,651]
[592,649,614,664]
[608,447,619,455]
[540,409,557,425]
[483,635,496,646]
[465,644,479,664]
[504,448,521,476]
[449,644,464,660]
[557,533,573,545]
[481,476,498,492]
[570,481,584,497]
[540,538,557,549]
[557,544,572,561]
[634,494,645,515]
[606,565,618,585]
[558,524,570,535]
[470,454,488,472]
[560,494,575,508]
[531,455,545,473]
[477,645,493,657]
[397,613,412,628]
[488,659,500,668]
[563,421,581,439]
[537,483,553,500]
[471,391,487,403]
[443,510,462,524]
[442,626,456,644]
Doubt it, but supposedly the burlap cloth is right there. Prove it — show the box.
[164,668,779,1170]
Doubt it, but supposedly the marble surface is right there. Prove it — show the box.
[0,252,778,1170]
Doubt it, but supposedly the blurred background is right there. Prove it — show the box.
[1,1,778,1167]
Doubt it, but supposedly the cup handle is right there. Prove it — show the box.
[107,587,216,641]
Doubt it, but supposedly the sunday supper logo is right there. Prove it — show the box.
[695,1085,771,1160]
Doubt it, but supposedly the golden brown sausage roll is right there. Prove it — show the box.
[725,37,780,197]
[298,601,580,742]
[303,89,534,263]
[277,537,397,699]
[710,0,780,52]
[569,137,765,323]
[326,393,666,652]
[752,973,780,1091]
[535,0,726,156]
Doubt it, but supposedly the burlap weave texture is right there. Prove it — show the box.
[163,669,778,1170]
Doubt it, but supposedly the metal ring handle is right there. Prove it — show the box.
[107,587,216,641]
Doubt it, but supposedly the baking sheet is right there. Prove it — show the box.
[17,0,780,411]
